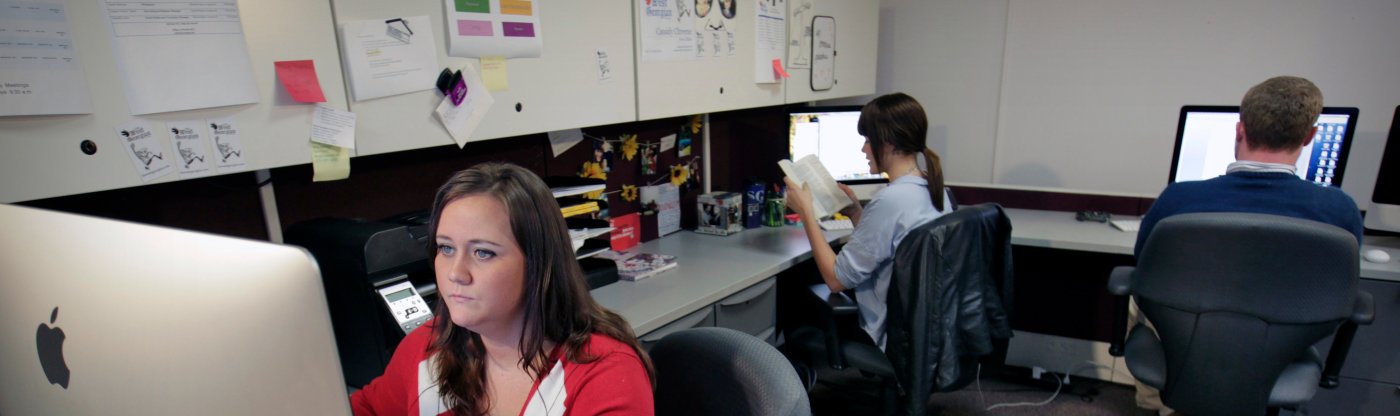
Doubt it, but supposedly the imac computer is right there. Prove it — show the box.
[0,204,352,416]
[788,106,887,200]
[1169,105,1358,187]
[1365,105,1400,232]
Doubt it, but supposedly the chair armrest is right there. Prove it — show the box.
[803,284,858,369]
[1351,291,1374,324]
[1107,266,1134,296]
[1107,266,1134,357]
[1321,291,1373,389]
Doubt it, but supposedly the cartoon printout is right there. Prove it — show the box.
[207,116,247,172]
[116,120,174,182]
[166,120,213,177]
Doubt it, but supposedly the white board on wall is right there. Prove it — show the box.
[993,0,1400,201]
[0,0,349,203]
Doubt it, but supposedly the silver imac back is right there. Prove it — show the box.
[0,204,350,416]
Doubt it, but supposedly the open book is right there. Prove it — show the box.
[778,155,853,220]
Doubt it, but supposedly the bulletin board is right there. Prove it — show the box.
[0,0,349,203]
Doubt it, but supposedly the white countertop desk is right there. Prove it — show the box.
[591,208,1400,336]
[590,226,851,336]
[1002,208,1400,283]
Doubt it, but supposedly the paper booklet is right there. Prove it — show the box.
[778,155,853,219]
[597,251,677,281]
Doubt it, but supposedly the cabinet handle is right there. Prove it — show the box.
[640,307,714,342]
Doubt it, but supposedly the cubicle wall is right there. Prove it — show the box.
[0,0,349,203]
[3,0,879,204]
[330,0,638,157]
[873,0,1400,202]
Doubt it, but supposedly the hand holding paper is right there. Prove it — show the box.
[778,155,853,219]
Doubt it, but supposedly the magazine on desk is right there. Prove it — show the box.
[778,155,852,219]
[596,251,677,281]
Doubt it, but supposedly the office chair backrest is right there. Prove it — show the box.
[886,203,1014,414]
[1134,212,1359,415]
[650,327,811,416]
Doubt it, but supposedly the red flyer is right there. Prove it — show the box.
[610,212,640,252]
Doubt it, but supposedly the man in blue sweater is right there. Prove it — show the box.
[1136,76,1364,257]
[1131,76,1364,415]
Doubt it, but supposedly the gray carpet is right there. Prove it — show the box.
[807,365,1158,416]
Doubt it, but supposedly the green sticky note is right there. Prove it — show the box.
[455,0,490,13]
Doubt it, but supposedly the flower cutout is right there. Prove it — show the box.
[670,164,690,187]
[689,115,703,134]
[621,135,639,161]
[579,161,607,199]
[621,185,638,202]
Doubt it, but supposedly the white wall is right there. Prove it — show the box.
[856,0,1400,202]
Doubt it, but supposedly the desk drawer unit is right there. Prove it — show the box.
[714,277,778,345]
[1305,278,1400,415]
[639,304,715,351]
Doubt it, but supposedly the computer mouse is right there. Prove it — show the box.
[1363,249,1391,264]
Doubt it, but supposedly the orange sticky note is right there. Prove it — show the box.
[772,59,790,79]
[274,60,327,103]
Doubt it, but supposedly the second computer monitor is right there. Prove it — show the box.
[1169,105,1358,187]
[789,106,886,196]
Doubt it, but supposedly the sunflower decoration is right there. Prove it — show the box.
[670,163,690,188]
[689,115,703,135]
[620,134,639,161]
[620,185,639,202]
[579,160,607,199]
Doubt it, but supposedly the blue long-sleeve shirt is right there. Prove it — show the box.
[1135,170,1364,258]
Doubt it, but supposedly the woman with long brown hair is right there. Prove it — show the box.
[784,92,953,350]
[352,162,654,415]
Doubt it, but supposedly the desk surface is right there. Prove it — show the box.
[594,209,1400,335]
[1003,208,1400,283]
[590,226,850,335]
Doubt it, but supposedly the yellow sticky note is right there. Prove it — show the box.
[480,56,509,92]
[310,141,351,182]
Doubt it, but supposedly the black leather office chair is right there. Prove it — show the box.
[1108,213,1375,416]
[787,203,1014,416]
[651,327,811,416]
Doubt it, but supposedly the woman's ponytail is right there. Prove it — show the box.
[922,147,946,212]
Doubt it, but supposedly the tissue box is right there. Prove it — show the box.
[696,192,744,236]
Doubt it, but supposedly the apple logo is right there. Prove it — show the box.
[35,306,70,389]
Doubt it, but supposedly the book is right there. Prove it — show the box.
[598,251,678,281]
[778,154,853,219]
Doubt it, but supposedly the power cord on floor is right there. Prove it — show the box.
[976,363,1066,411]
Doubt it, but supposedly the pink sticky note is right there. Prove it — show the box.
[772,59,790,79]
[274,60,327,103]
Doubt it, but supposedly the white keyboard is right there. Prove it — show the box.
[819,218,854,231]
[1110,219,1141,232]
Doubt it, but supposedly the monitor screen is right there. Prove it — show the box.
[788,106,886,184]
[1169,105,1358,187]
[1364,105,1400,232]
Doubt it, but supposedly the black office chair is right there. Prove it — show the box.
[787,203,1014,416]
[1108,213,1375,416]
[651,327,811,416]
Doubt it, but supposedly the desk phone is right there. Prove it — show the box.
[377,280,432,334]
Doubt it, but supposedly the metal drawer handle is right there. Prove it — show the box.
[719,279,777,307]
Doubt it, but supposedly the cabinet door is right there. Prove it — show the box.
[1302,378,1400,416]
[783,0,879,103]
[635,0,784,120]
[1318,279,1400,385]
[333,0,637,156]
[714,277,777,338]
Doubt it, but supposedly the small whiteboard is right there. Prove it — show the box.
[810,15,835,91]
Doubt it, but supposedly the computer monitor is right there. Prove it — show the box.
[789,106,887,199]
[1169,105,1358,187]
[0,204,351,416]
[1365,105,1400,233]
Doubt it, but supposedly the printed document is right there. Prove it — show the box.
[340,16,438,101]
[779,154,852,219]
[102,0,259,115]
[0,0,93,116]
